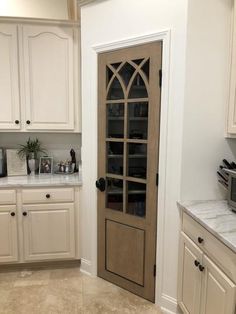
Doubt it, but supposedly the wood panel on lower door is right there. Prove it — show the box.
[97,41,162,302]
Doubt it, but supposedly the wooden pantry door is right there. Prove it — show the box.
[97,42,162,302]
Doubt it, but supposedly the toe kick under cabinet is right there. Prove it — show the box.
[0,187,80,264]
[178,212,236,314]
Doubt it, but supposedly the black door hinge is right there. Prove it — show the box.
[159,69,162,88]
[156,173,159,186]
[153,264,156,277]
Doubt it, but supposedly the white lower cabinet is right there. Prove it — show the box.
[22,203,75,261]
[178,233,202,314]
[178,216,236,314]
[200,255,236,314]
[0,187,79,265]
[0,205,18,263]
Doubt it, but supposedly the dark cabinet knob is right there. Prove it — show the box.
[15,120,19,124]
[194,260,200,267]
[22,212,27,216]
[199,265,205,272]
[46,194,50,199]
[10,212,15,217]
[26,120,31,124]
[198,237,204,244]
[96,177,106,192]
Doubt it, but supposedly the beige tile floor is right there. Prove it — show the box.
[0,267,163,314]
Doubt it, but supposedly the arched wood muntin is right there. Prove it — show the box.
[106,58,150,101]
[97,42,162,302]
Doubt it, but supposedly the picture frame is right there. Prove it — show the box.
[6,149,27,176]
[39,157,53,174]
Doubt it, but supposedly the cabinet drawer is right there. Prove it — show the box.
[183,212,236,283]
[183,212,205,247]
[0,190,16,205]
[22,188,74,204]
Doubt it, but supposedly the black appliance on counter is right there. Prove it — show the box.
[0,148,6,177]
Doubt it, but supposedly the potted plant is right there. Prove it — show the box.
[18,138,47,175]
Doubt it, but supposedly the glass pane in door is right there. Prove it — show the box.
[128,143,147,179]
[128,74,148,99]
[126,181,146,217]
[107,103,124,138]
[128,102,148,139]
[107,142,123,175]
[106,178,123,212]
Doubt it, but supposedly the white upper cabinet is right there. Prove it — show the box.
[0,24,21,130]
[22,25,75,131]
[0,22,80,132]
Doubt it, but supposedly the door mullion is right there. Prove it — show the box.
[123,100,128,213]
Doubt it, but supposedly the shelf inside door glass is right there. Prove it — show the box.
[127,182,146,217]
[128,102,148,139]
[128,143,147,179]
[107,103,124,138]
[106,178,123,212]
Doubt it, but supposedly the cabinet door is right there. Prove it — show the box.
[0,24,21,130]
[0,205,18,263]
[200,255,236,314]
[22,25,74,131]
[22,203,75,261]
[178,232,203,314]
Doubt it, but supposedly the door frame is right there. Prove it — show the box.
[83,30,171,304]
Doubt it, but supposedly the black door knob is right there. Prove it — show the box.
[22,212,27,216]
[26,120,31,124]
[15,120,19,124]
[194,260,200,267]
[198,237,204,244]
[199,265,205,272]
[46,194,50,199]
[10,212,15,217]
[96,177,106,192]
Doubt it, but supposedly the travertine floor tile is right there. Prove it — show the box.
[0,267,162,314]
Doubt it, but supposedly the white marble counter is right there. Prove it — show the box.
[0,173,82,188]
[178,200,236,253]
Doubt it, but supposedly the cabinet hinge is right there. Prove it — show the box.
[159,69,162,88]
[153,264,156,277]
[156,173,159,186]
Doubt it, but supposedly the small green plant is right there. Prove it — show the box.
[18,138,47,159]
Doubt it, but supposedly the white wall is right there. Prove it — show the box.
[80,0,188,313]
[181,0,236,201]
[0,0,69,20]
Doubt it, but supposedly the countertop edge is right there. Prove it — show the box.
[177,201,236,254]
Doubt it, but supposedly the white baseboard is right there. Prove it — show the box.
[160,294,181,314]
[80,258,92,275]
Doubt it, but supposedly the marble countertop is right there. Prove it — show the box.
[178,200,236,254]
[0,173,82,188]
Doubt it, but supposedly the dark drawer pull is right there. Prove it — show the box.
[26,120,31,125]
[10,212,15,217]
[198,237,204,244]
[199,265,205,272]
[46,194,50,199]
[15,120,19,125]
[22,212,27,216]
[194,260,200,267]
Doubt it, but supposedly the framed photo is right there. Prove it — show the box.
[6,149,27,176]
[39,157,53,174]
